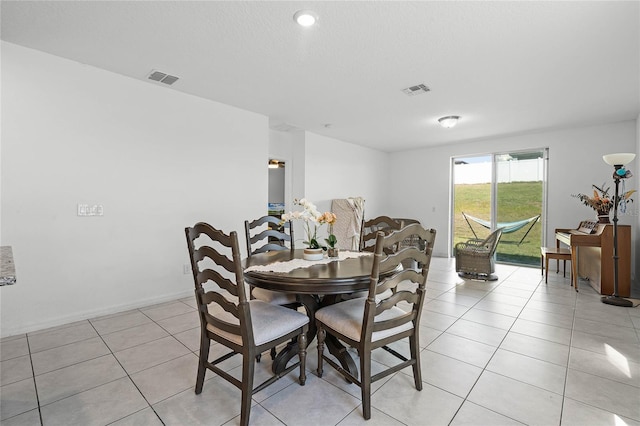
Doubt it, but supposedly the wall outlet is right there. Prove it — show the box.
[183,264,191,275]
[77,204,104,216]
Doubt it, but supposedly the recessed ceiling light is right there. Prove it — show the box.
[294,10,318,27]
[438,116,460,128]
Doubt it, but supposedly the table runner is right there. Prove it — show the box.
[245,250,371,273]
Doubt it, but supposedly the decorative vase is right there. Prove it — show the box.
[327,247,339,258]
[303,248,324,261]
[596,210,610,224]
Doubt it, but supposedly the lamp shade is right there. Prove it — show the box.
[603,153,636,166]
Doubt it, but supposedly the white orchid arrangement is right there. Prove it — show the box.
[281,198,336,249]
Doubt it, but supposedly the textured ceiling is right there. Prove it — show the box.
[1,1,639,152]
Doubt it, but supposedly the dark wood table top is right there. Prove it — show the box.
[243,249,381,295]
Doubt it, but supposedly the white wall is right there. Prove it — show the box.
[0,42,268,336]
[304,132,389,217]
[269,131,389,247]
[388,121,638,278]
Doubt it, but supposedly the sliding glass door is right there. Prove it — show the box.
[452,149,546,266]
[452,155,493,246]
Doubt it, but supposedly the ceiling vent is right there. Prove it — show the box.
[147,70,179,86]
[402,84,430,96]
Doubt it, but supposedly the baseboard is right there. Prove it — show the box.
[1,289,194,338]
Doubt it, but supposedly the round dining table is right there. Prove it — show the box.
[243,249,393,377]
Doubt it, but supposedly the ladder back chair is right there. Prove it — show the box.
[316,223,436,420]
[245,215,294,255]
[359,215,402,252]
[185,222,309,426]
[245,215,300,360]
[348,215,404,300]
[244,215,298,306]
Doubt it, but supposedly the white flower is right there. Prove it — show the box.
[282,211,304,221]
[297,198,321,219]
[281,198,335,249]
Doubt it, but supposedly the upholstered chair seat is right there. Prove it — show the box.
[207,300,309,346]
[315,298,413,342]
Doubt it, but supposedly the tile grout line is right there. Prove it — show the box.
[444,268,560,424]
[89,309,167,426]
[558,292,579,426]
[24,334,44,426]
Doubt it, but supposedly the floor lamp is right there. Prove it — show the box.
[601,152,635,308]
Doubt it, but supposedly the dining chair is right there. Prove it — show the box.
[244,215,299,306]
[185,222,309,426]
[345,215,404,300]
[359,215,402,252]
[245,215,301,361]
[316,223,436,420]
[245,215,294,255]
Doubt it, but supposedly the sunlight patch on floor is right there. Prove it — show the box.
[605,343,631,378]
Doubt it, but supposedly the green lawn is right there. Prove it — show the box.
[453,182,543,266]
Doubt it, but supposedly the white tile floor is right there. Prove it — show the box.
[2,257,640,425]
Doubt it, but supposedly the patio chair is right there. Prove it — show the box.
[455,227,503,281]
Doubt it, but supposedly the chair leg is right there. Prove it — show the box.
[255,346,276,363]
[195,334,210,394]
[298,332,307,386]
[316,326,325,378]
[360,351,372,420]
[240,352,256,426]
[409,333,422,390]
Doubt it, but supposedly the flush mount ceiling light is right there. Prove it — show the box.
[438,116,460,128]
[294,10,318,27]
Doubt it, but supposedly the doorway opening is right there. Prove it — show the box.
[452,149,547,266]
[268,159,285,218]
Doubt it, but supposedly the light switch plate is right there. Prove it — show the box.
[78,204,104,216]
